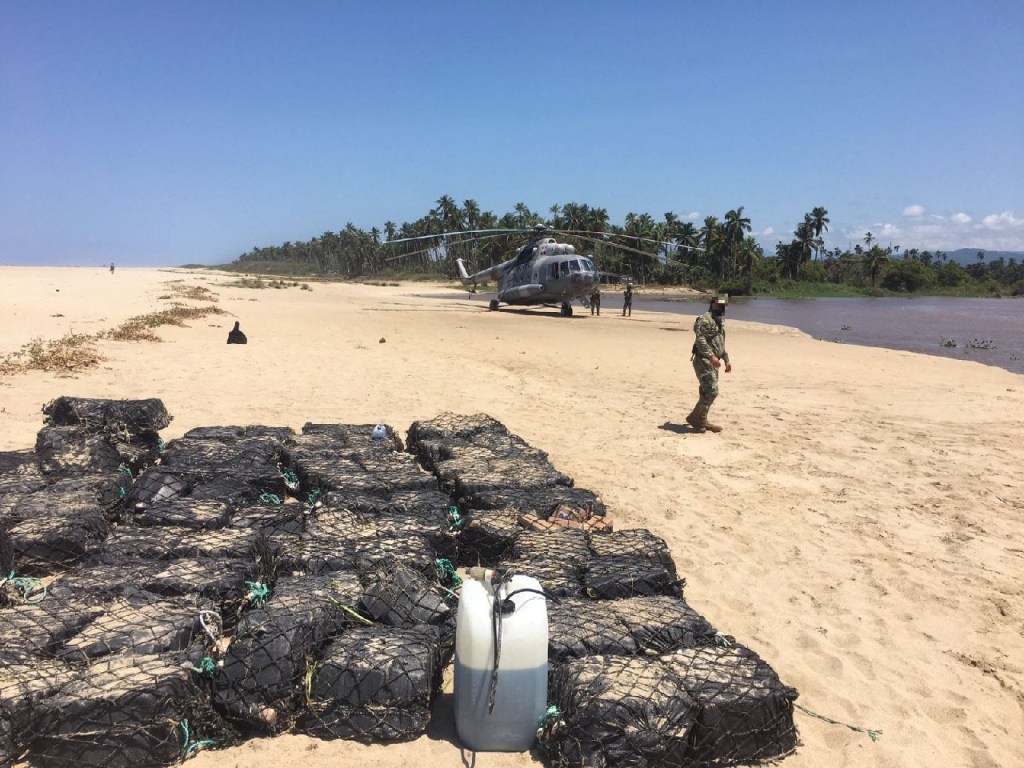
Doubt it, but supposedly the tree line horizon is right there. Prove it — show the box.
[229,196,1024,296]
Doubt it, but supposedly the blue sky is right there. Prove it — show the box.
[2,1,1022,267]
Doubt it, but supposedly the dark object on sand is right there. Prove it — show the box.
[227,322,247,344]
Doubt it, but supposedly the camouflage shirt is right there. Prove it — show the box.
[693,311,728,363]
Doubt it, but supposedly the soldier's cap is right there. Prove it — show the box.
[711,294,728,305]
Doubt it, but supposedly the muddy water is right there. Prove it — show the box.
[640,295,1024,374]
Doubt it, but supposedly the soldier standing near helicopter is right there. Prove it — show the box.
[589,284,601,315]
[687,294,731,433]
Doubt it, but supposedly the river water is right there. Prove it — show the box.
[640,295,1023,375]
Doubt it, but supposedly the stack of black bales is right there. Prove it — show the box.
[213,422,455,742]
[1,397,233,768]
[406,412,799,768]
[407,413,605,564]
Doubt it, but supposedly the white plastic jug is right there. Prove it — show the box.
[371,424,387,441]
[454,572,548,751]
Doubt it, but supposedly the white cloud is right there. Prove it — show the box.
[760,226,775,237]
[903,204,925,217]
[684,211,700,221]
[981,211,1023,230]
[951,212,972,224]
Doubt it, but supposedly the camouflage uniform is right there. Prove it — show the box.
[590,286,601,315]
[688,305,729,431]
[622,284,633,316]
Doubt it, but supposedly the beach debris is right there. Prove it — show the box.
[227,321,247,344]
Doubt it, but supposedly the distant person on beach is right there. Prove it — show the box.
[109,262,115,274]
[687,294,731,433]
[227,321,247,344]
[622,282,633,316]
[590,285,601,316]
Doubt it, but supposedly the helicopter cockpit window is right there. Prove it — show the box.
[569,259,581,273]
[582,257,595,271]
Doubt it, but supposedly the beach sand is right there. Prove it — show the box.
[2,265,1022,768]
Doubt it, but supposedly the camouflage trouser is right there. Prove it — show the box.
[692,356,719,409]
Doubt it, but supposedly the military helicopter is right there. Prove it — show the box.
[386,224,696,317]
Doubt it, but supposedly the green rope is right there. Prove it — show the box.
[435,558,462,587]
[794,702,882,742]
[259,492,282,505]
[537,704,560,727]
[306,488,322,508]
[4,571,47,602]
[448,504,464,530]
[158,438,166,453]
[281,468,299,489]
[178,719,216,757]
[245,580,269,607]
[191,656,217,677]
[119,464,134,480]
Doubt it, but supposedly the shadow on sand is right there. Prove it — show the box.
[658,421,701,434]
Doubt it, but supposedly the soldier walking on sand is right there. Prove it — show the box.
[622,281,633,316]
[687,294,732,433]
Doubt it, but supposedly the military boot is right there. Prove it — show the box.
[685,407,706,433]
[703,411,723,433]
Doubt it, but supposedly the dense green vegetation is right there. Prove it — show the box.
[220,197,1024,297]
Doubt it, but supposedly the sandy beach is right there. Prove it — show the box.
[2,265,1022,768]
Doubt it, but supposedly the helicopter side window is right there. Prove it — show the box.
[550,263,559,280]
[559,261,570,277]
[569,259,581,273]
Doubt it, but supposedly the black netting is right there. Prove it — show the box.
[298,625,442,743]
[548,596,717,664]
[125,468,195,507]
[6,490,109,575]
[212,572,363,732]
[0,597,106,656]
[127,497,233,529]
[41,396,172,435]
[456,510,521,565]
[515,528,591,564]
[584,554,683,599]
[31,654,229,768]
[34,426,124,477]
[464,485,605,518]
[661,644,800,766]
[229,504,306,538]
[541,655,697,768]
[0,650,79,765]
[56,593,219,665]
[359,564,452,628]
[513,557,585,598]
[589,528,678,573]
[108,431,163,476]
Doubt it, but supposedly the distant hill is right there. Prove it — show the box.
[944,248,1024,266]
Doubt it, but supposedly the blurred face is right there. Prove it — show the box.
[711,302,725,316]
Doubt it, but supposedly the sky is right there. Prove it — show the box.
[2,0,1022,267]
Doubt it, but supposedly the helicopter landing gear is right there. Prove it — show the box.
[489,299,500,311]
[560,302,573,317]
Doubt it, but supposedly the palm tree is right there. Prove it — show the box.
[864,231,875,249]
[864,246,889,288]
[723,207,752,281]
[809,207,830,258]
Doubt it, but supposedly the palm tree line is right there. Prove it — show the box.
[230,197,1023,293]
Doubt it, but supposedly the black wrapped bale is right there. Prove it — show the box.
[548,597,717,664]
[542,655,697,768]
[45,562,173,605]
[212,572,363,732]
[6,496,108,575]
[127,498,233,529]
[0,597,106,657]
[589,528,678,573]
[31,654,224,768]
[125,468,194,507]
[464,485,605,518]
[359,564,451,628]
[34,426,124,477]
[56,593,219,665]
[138,558,262,618]
[107,431,163,476]
[513,558,584,598]
[661,644,800,766]
[584,554,683,599]
[515,528,591,565]
[298,625,442,743]
[276,533,364,577]
[229,504,306,538]
[41,396,172,434]
[457,510,521,565]
[0,650,78,768]
[86,527,182,564]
